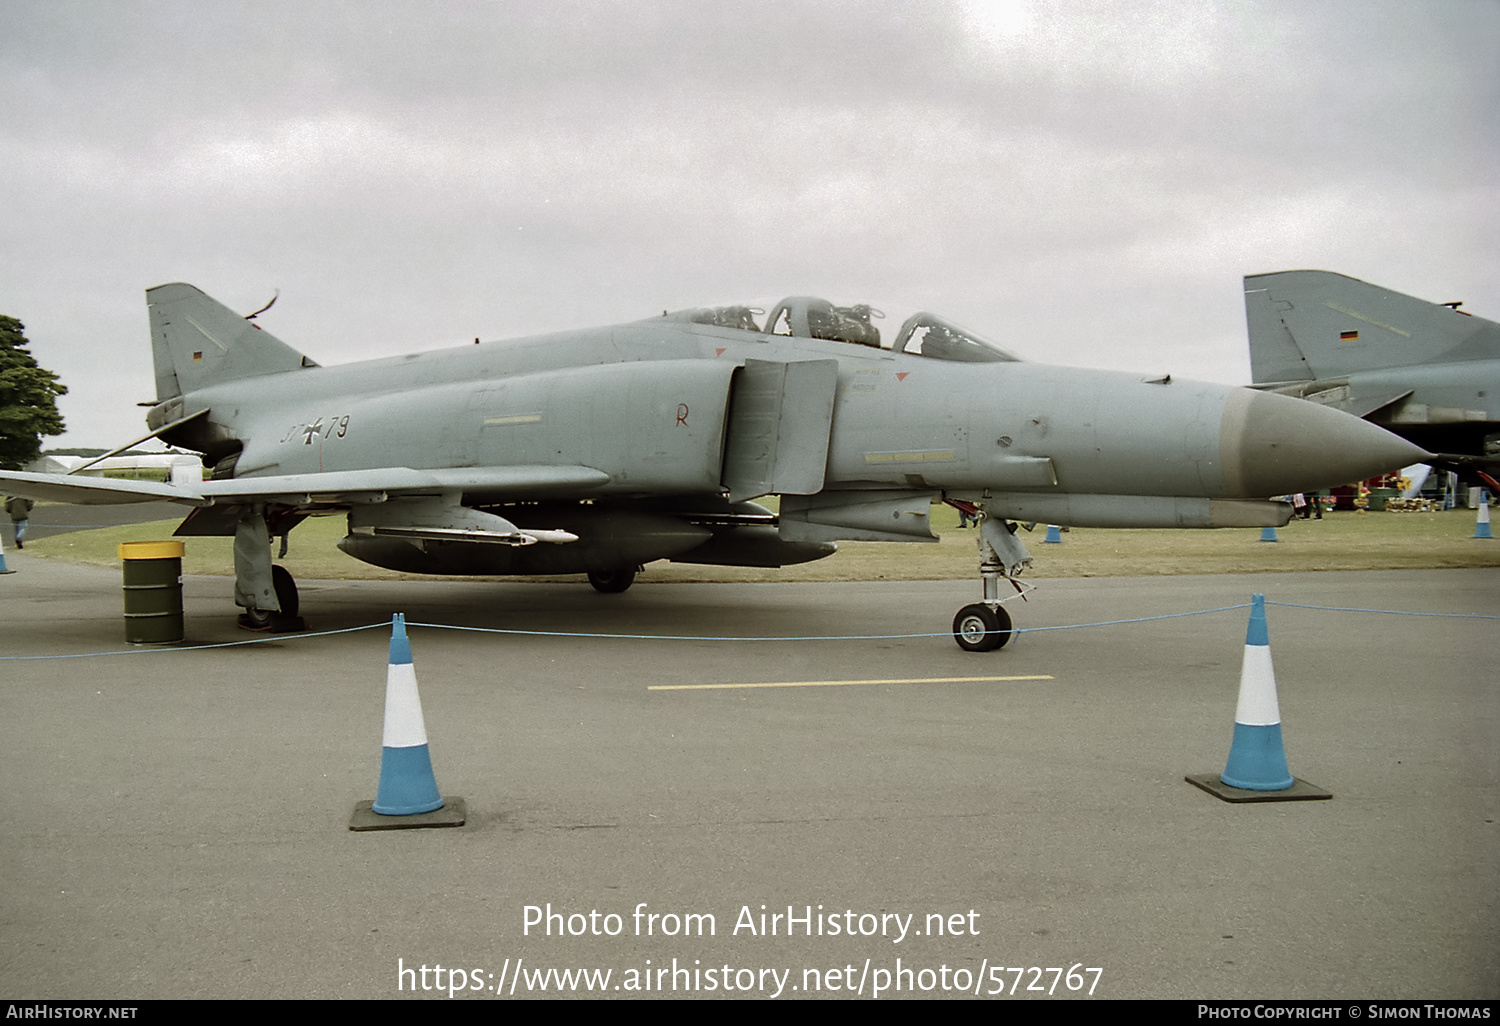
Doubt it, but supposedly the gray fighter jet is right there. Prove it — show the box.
[3,284,1427,649]
[1245,270,1499,462]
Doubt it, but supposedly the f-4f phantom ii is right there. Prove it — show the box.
[3,284,1427,649]
[1246,270,1499,470]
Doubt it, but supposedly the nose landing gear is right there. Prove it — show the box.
[949,508,1033,652]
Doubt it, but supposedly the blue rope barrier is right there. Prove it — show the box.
[1266,600,1500,620]
[406,603,1257,641]
[2,601,1494,661]
[0,622,389,661]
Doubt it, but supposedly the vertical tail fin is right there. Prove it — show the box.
[148,283,316,400]
[1245,270,1500,384]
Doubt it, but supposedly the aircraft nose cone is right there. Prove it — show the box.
[1220,389,1428,497]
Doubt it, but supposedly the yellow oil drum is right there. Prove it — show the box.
[118,541,185,645]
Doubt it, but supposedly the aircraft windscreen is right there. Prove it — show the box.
[665,305,765,332]
[892,312,1018,363]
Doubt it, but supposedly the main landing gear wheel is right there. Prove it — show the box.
[587,567,637,594]
[238,565,306,632]
[953,603,1012,652]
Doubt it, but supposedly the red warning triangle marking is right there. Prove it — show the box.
[715,348,726,357]
[895,371,909,381]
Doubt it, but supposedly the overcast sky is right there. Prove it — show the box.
[3,0,1496,448]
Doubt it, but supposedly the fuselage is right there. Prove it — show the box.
[157,313,1424,527]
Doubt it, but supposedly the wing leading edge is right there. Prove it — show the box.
[0,464,611,510]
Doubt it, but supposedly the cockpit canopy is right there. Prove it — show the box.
[664,296,1019,363]
[672,304,765,333]
[889,312,1018,363]
[766,297,884,347]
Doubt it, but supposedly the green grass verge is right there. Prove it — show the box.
[23,503,1499,583]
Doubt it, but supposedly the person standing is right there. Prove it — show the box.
[6,495,33,549]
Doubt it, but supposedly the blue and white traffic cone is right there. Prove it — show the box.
[1188,595,1330,802]
[1043,524,1062,544]
[1220,595,1294,790]
[1475,500,1493,540]
[1259,526,1279,542]
[372,613,445,815]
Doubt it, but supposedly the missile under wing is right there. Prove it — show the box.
[1,284,1427,649]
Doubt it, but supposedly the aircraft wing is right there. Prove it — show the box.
[0,470,208,506]
[196,465,611,504]
[0,464,611,509]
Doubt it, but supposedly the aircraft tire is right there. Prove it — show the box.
[239,566,304,632]
[271,564,299,617]
[269,565,305,631]
[587,568,636,594]
[953,603,1011,652]
[238,607,274,631]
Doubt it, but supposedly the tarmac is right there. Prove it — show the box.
[1,548,1496,1000]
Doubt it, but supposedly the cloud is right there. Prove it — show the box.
[1,0,1494,444]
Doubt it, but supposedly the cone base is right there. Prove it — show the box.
[1220,721,1295,790]
[350,796,467,831]
[1185,774,1331,803]
[372,742,444,814]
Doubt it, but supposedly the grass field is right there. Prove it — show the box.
[23,502,1499,583]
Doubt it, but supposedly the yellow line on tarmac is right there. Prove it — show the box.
[649,675,1054,691]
